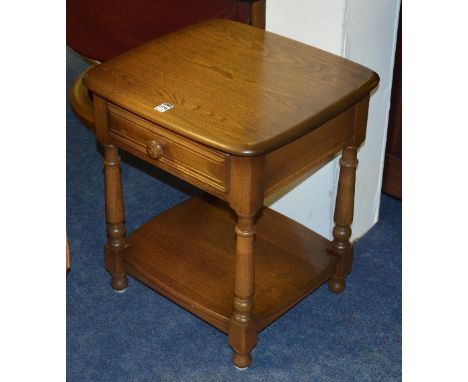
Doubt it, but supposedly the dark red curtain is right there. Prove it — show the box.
[67,0,251,62]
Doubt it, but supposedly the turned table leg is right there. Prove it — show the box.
[328,147,358,293]
[103,144,128,291]
[228,156,264,369]
[229,213,257,369]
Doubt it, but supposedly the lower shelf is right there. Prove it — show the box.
[122,196,337,333]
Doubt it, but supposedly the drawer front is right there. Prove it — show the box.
[107,104,230,197]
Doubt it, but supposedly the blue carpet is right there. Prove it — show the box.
[67,47,401,382]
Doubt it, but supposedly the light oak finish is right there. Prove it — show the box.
[122,196,336,333]
[327,147,358,293]
[264,103,356,197]
[84,19,379,368]
[70,68,95,129]
[70,54,99,129]
[107,103,230,198]
[103,143,128,291]
[70,2,266,130]
[83,19,378,156]
[94,96,129,291]
[227,156,264,367]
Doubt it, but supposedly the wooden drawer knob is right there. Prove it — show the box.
[146,141,164,159]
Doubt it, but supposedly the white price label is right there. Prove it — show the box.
[154,103,174,112]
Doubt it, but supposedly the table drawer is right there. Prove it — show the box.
[107,104,230,196]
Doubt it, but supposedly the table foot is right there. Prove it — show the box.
[111,274,128,292]
[327,277,346,293]
[233,352,252,369]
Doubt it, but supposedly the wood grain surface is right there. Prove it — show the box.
[84,19,378,156]
[107,103,230,198]
[87,15,379,368]
[122,196,337,334]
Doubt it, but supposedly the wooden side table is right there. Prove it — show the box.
[84,19,379,368]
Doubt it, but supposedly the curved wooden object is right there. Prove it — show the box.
[70,65,97,130]
[251,0,266,29]
[66,239,70,273]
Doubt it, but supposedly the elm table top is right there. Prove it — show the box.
[84,19,378,156]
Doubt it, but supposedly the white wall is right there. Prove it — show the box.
[265,0,400,240]
[344,0,401,236]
